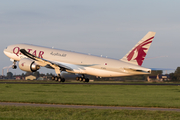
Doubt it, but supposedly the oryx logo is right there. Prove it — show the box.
[21,62,25,67]
[127,37,154,66]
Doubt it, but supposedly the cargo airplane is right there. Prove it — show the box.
[3,31,156,82]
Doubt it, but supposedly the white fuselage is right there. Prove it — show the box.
[4,44,151,77]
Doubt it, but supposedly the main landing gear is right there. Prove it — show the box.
[52,74,89,83]
[51,75,65,82]
[76,74,89,82]
[52,67,66,82]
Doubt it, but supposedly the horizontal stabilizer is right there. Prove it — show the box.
[150,68,175,71]
[122,68,151,74]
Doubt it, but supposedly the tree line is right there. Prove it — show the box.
[5,71,53,79]
[3,67,180,81]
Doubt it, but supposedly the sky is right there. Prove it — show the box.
[0,0,180,75]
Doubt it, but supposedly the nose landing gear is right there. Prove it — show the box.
[12,65,17,69]
[11,60,17,69]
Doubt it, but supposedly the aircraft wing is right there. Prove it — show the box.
[20,49,73,71]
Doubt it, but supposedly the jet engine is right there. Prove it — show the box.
[18,58,40,72]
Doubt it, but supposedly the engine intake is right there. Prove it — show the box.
[19,58,40,72]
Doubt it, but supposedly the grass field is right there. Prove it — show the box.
[0,84,180,108]
[1,83,180,119]
[0,105,180,120]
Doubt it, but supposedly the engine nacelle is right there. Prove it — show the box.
[19,58,40,72]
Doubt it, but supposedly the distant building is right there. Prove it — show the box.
[159,75,170,81]
[37,77,44,80]
[25,75,36,80]
[0,75,3,79]
[15,76,25,80]
[147,75,170,81]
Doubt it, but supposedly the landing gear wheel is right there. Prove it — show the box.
[76,75,89,82]
[58,77,61,82]
[54,76,58,81]
[85,78,89,82]
[61,78,65,82]
[79,77,83,81]
[51,76,55,80]
[12,65,17,69]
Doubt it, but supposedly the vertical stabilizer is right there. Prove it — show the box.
[121,31,156,66]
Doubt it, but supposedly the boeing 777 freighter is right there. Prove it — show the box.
[4,31,156,82]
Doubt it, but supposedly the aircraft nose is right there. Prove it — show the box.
[3,47,9,56]
[4,47,7,51]
[4,47,6,52]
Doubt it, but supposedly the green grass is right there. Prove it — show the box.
[0,84,180,108]
[0,105,180,120]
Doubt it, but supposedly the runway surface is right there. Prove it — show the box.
[0,82,180,85]
[0,102,180,112]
